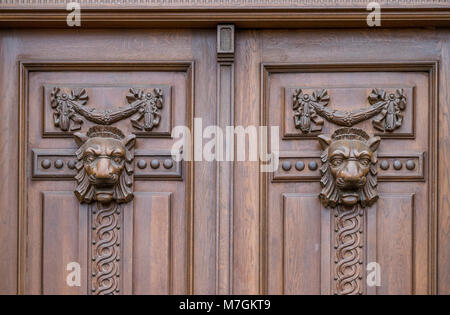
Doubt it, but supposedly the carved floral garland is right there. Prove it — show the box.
[293,88,406,134]
[50,87,164,132]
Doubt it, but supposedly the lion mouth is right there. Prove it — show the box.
[340,191,359,206]
[91,181,117,202]
[94,182,116,189]
[94,185,115,203]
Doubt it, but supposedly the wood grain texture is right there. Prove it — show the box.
[42,192,87,295]
[234,30,261,294]
[438,32,450,295]
[216,24,235,295]
[0,32,19,294]
[132,192,172,295]
[375,194,415,295]
[283,194,321,295]
[190,30,217,294]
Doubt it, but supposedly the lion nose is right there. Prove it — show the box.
[96,158,113,179]
[340,161,362,186]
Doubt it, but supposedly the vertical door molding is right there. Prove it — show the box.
[216,24,235,294]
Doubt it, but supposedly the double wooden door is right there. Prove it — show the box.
[0,27,446,294]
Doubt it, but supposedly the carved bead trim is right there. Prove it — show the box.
[50,87,164,132]
[272,151,424,182]
[133,150,182,180]
[32,149,182,181]
[292,88,407,134]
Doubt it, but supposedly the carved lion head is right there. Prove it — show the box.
[74,126,136,204]
[318,128,380,208]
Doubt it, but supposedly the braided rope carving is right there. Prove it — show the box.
[91,202,121,295]
[333,205,364,295]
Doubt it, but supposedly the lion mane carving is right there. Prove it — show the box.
[73,126,136,204]
[318,127,380,208]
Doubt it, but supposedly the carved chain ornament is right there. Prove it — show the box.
[51,87,164,132]
[293,88,406,134]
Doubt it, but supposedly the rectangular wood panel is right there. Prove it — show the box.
[132,192,172,294]
[283,194,321,294]
[42,192,87,295]
[376,194,415,295]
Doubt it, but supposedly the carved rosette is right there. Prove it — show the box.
[333,205,364,295]
[91,202,122,295]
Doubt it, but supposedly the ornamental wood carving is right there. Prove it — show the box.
[369,88,407,132]
[318,127,380,208]
[74,126,135,295]
[292,89,329,133]
[318,128,379,295]
[292,88,407,134]
[50,87,164,132]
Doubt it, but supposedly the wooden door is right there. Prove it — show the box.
[233,29,442,295]
[1,29,218,295]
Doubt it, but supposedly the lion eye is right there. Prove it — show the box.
[85,154,96,163]
[113,156,123,164]
[331,158,343,167]
[359,158,370,166]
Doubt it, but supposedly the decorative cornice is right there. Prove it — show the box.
[1,0,449,8]
[1,2,449,28]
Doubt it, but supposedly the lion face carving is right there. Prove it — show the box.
[318,128,380,208]
[74,126,136,204]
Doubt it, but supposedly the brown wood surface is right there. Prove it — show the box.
[0,21,448,295]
